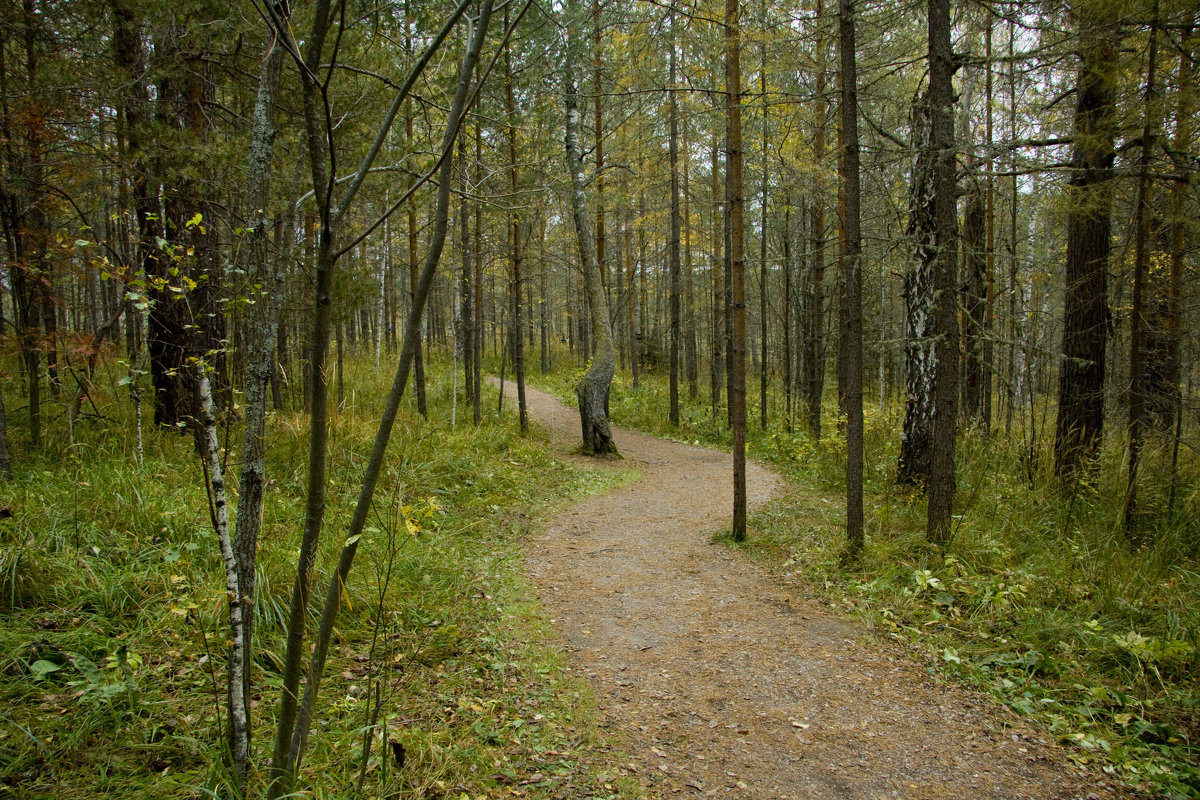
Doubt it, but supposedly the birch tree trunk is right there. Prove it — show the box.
[192,366,249,788]
[228,5,287,775]
[898,89,937,487]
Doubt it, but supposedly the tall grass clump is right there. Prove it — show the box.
[0,351,634,800]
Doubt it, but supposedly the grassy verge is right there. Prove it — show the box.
[0,353,635,799]
[536,363,1199,799]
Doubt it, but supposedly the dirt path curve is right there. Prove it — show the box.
[517,384,1123,800]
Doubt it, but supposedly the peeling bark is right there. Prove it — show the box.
[898,90,937,486]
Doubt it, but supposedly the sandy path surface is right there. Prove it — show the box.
[517,384,1124,800]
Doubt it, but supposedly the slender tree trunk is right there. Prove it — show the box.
[459,133,475,412]
[280,0,492,784]
[961,176,987,422]
[724,186,734,429]
[1123,5,1159,533]
[473,122,484,425]
[21,0,56,406]
[192,367,249,789]
[506,12,527,433]
[668,7,682,427]
[1164,19,1194,511]
[838,0,864,556]
[807,4,828,438]
[1005,16,1018,433]
[593,0,606,294]
[627,206,639,389]
[540,214,550,374]
[265,0,477,792]
[0,383,10,478]
[684,118,698,399]
[982,16,995,434]
[407,93,427,419]
[782,197,793,428]
[229,11,286,777]
[758,28,768,432]
[710,135,723,416]
[726,0,747,540]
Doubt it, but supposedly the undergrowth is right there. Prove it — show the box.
[537,364,1200,799]
[0,352,635,799]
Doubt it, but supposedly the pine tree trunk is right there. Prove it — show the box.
[782,199,793,428]
[758,30,769,432]
[1162,19,1194,510]
[1053,1,1117,480]
[838,0,864,556]
[683,120,698,399]
[540,214,550,374]
[806,0,828,439]
[710,134,723,416]
[726,0,747,540]
[668,9,682,428]
[961,178,987,422]
[1123,7,1160,532]
[459,133,475,411]
[408,122,427,419]
[506,12,527,434]
[925,0,961,544]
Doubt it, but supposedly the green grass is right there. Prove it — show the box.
[536,360,1200,799]
[0,351,637,799]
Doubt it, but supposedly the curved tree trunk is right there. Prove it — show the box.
[565,0,617,456]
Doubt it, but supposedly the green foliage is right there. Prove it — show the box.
[0,354,632,799]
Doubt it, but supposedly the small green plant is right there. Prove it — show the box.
[65,647,142,710]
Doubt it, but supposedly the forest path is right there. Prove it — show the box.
[515,383,1123,800]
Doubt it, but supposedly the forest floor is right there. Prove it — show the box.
[514,383,1130,800]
